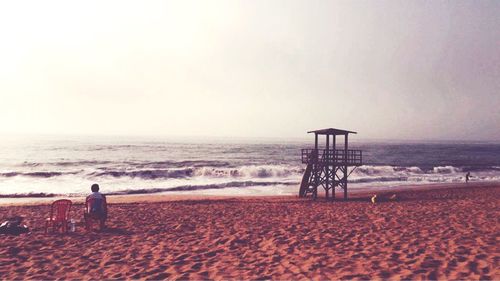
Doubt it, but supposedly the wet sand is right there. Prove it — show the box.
[0,182,498,280]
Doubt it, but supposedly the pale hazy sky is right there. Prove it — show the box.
[0,0,499,141]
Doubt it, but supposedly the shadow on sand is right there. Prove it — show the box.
[99,227,132,235]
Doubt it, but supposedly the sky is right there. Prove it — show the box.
[0,0,499,141]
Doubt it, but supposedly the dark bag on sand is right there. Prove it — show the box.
[0,216,29,235]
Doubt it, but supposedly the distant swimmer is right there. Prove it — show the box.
[465,172,471,183]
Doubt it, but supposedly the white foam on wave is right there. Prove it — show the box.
[1,163,499,197]
[193,165,303,178]
[433,166,462,174]
[354,165,425,176]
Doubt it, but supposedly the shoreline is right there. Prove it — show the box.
[1,181,498,206]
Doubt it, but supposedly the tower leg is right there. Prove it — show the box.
[344,166,348,200]
[325,164,331,199]
[332,165,336,201]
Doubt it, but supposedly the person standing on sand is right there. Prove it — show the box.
[86,183,107,230]
[465,172,471,183]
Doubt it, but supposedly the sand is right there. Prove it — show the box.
[0,182,498,280]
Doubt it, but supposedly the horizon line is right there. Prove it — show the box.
[1,132,499,144]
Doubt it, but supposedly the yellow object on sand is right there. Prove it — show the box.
[371,195,377,204]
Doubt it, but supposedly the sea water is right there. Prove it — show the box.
[0,135,499,197]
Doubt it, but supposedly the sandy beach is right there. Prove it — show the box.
[0,182,498,280]
[2,0,499,279]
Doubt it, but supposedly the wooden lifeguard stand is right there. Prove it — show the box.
[299,128,362,200]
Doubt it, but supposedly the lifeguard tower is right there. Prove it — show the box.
[299,128,362,200]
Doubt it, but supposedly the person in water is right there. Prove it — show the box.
[85,183,107,230]
[465,172,471,183]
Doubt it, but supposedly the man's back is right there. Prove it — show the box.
[87,192,105,214]
[88,191,103,200]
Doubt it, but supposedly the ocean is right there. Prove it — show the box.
[1,136,499,197]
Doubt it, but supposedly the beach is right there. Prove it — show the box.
[2,0,498,279]
[0,182,499,280]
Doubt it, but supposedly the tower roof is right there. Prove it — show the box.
[307,128,357,135]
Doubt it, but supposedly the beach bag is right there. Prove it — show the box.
[0,216,29,235]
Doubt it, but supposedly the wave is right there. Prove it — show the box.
[0,192,56,198]
[20,160,113,167]
[19,160,232,169]
[0,171,75,178]
[2,164,498,182]
[89,165,304,180]
[466,166,500,172]
[91,169,195,179]
[355,165,424,175]
[432,166,462,174]
[141,160,232,168]
[350,176,410,184]
[108,180,297,195]
[3,165,301,180]
[193,165,304,178]
[353,165,470,176]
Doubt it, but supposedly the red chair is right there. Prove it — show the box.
[84,196,107,231]
[45,199,72,234]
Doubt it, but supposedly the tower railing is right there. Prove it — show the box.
[301,149,362,166]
